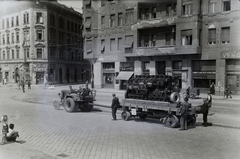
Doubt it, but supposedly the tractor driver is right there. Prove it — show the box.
[82,84,92,97]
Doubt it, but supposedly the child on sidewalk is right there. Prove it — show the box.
[6,123,19,142]
[1,115,9,144]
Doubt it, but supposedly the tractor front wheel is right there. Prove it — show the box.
[53,100,60,110]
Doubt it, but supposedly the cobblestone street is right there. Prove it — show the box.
[0,85,240,159]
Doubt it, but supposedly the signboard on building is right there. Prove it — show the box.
[221,51,240,59]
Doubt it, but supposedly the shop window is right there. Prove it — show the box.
[125,9,134,24]
[103,63,115,70]
[182,2,192,15]
[221,27,230,44]
[37,48,43,58]
[36,12,43,24]
[181,30,192,45]
[209,1,216,14]
[208,28,216,44]
[172,61,182,70]
[120,62,134,71]
[223,0,231,11]
[118,13,123,26]
[110,38,116,51]
[110,14,115,27]
[194,79,214,88]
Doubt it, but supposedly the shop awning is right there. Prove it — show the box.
[116,71,134,80]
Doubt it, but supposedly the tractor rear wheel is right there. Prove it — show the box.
[64,98,75,112]
[139,114,147,119]
[165,115,179,128]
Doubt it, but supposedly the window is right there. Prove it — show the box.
[101,16,105,28]
[144,35,149,47]
[23,12,29,24]
[7,18,9,28]
[125,35,134,53]
[151,7,157,18]
[101,39,105,54]
[208,28,216,44]
[49,48,55,59]
[221,27,230,44]
[59,32,64,44]
[101,0,105,6]
[7,34,9,44]
[24,31,29,41]
[67,20,70,31]
[59,49,64,60]
[16,49,19,59]
[24,48,30,58]
[143,61,150,75]
[126,9,134,24]
[151,34,156,46]
[182,3,192,15]
[166,33,171,45]
[172,61,182,70]
[2,19,5,29]
[59,17,64,29]
[166,5,171,17]
[7,51,10,59]
[118,13,123,26]
[36,30,43,41]
[223,0,231,11]
[71,21,74,32]
[3,51,5,59]
[16,16,19,26]
[85,17,91,31]
[86,40,92,54]
[144,8,150,20]
[11,33,14,43]
[209,1,216,14]
[117,38,122,50]
[37,48,42,58]
[36,12,43,24]
[181,30,192,45]
[86,0,91,9]
[50,13,55,26]
[12,50,14,59]
[173,3,177,15]
[11,17,14,27]
[3,35,5,44]
[110,14,115,27]
[16,32,19,42]
[110,38,116,51]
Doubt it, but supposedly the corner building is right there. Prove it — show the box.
[83,0,240,94]
[0,1,90,85]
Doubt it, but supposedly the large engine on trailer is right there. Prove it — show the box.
[125,75,180,103]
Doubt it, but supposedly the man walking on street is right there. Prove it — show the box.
[202,99,209,127]
[179,96,190,130]
[111,93,120,120]
[21,80,25,93]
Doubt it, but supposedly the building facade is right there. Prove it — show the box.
[83,0,240,94]
[0,0,90,85]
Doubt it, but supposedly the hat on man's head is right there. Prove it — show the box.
[184,96,189,101]
[112,93,116,97]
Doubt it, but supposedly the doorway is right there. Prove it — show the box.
[156,61,166,75]
[36,72,44,84]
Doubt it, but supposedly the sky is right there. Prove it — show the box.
[58,0,83,13]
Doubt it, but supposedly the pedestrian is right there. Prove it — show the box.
[3,78,6,85]
[28,80,31,89]
[111,93,120,120]
[21,80,25,93]
[179,96,190,130]
[227,84,232,98]
[209,82,215,95]
[1,115,9,144]
[6,123,19,142]
[201,99,209,127]
[186,86,190,98]
[207,93,212,108]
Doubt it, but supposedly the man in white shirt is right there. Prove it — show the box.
[6,124,19,142]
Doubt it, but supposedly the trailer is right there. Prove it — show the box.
[121,98,197,128]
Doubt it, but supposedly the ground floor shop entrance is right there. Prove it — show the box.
[103,73,115,88]
[36,72,44,85]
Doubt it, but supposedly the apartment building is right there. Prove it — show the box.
[0,0,90,85]
[83,0,240,94]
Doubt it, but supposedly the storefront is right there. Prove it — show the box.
[115,62,134,90]
[102,63,115,88]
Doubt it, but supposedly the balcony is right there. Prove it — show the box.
[125,46,176,57]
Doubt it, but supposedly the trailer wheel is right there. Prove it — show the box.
[53,100,60,110]
[139,114,147,119]
[170,92,180,103]
[165,115,179,128]
[64,98,75,112]
[121,111,131,121]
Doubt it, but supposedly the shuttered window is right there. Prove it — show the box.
[181,29,192,45]
[208,29,216,44]
[221,27,230,44]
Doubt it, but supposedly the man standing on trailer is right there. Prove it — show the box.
[111,93,120,120]
[179,96,190,130]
